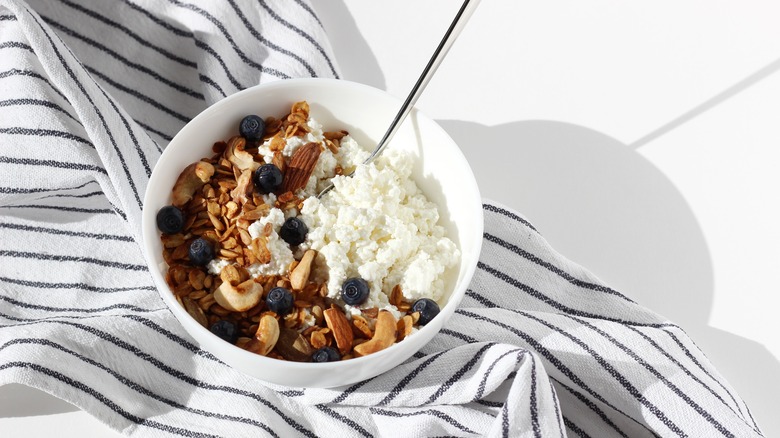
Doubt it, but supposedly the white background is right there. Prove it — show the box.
[2,1,778,436]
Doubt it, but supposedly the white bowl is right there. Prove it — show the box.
[141,78,483,388]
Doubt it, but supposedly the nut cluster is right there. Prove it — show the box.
[161,101,423,362]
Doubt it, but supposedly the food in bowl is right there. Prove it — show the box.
[157,101,459,362]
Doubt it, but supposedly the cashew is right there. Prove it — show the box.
[353,310,397,357]
[290,249,316,291]
[213,278,263,312]
[171,161,215,207]
[225,136,259,172]
[230,169,253,205]
[253,315,280,356]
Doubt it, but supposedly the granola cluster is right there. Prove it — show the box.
[160,101,427,362]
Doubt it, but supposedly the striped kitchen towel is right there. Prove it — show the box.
[0,0,763,436]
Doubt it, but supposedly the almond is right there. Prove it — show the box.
[290,249,316,291]
[323,307,354,355]
[282,142,320,193]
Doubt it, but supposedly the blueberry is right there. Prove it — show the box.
[210,320,239,344]
[253,163,283,194]
[411,298,440,326]
[266,287,293,315]
[239,115,265,141]
[188,237,214,266]
[156,205,185,234]
[311,346,341,362]
[341,277,370,306]
[280,217,308,246]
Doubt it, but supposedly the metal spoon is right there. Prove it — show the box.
[317,0,481,199]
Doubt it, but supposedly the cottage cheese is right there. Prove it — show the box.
[246,207,294,277]
[300,148,460,314]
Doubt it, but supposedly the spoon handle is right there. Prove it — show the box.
[363,0,481,165]
[317,0,480,199]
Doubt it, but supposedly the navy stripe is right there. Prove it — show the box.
[456,309,662,437]
[529,354,541,438]
[0,275,154,293]
[25,9,145,209]
[86,66,191,123]
[0,361,218,437]
[475,399,503,408]
[165,0,291,79]
[0,126,92,147]
[0,68,71,102]
[425,343,495,404]
[378,350,448,406]
[0,313,318,437]
[563,416,593,438]
[484,232,635,302]
[0,155,106,174]
[0,204,114,214]
[663,328,756,428]
[199,73,227,98]
[566,315,735,437]
[439,327,478,343]
[501,393,510,438]
[0,250,147,271]
[627,325,753,429]
[58,0,197,68]
[0,98,80,123]
[258,0,338,77]
[549,379,566,438]
[478,261,677,328]
[315,404,373,438]
[475,348,525,400]
[0,179,96,195]
[483,203,538,232]
[135,120,173,142]
[0,14,17,21]
[0,186,95,196]
[0,295,160,315]
[0,222,133,242]
[291,0,324,29]
[370,408,478,435]
[0,40,32,51]
[40,190,103,199]
[225,0,317,76]
[120,0,244,91]
[331,376,376,403]
[550,376,632,438]
[119,0,191,37]
[42,18,204,100]
[193,38,244,91]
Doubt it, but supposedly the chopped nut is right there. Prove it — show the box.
[172,161,215,207]
[354,311,397,356]
[397,315,414,342]
[252,315,280,356]
[282,142,321,193]
[182,297,208,327]
[290,249,316,290]
[213,278,263,312]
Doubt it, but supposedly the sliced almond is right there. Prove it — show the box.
[353,311,397,356]
[275,327,314,362]
[182,297,208,327]
[172,161,215,207]
[282,142,320,193]
[272,151,286,174]
[310,330,327,349]
[290,249,316,290]
[352,314,373,339]
[323,307,353,355]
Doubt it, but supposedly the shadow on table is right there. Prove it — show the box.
[311,1,386,90]
[437,118,780,435]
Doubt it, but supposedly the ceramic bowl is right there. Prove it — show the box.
[141,78,482,388]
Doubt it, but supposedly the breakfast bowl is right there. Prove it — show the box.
[141,78,482,388]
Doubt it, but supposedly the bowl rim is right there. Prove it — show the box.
[141,77,484,373]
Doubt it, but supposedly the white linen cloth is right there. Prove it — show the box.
[0,0,763,436]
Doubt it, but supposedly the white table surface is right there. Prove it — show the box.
[2,1,778,436]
